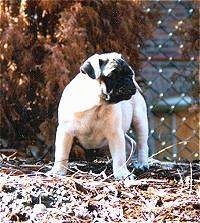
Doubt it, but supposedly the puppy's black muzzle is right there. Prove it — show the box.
[117,85,136,97]
[103,76,136,103]
[109,82,136,103]
[101,58,137,103]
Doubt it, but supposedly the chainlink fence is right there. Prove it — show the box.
[137,0,199,162]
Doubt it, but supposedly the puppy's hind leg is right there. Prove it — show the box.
[49,123,73,175]
[132,91,149,170]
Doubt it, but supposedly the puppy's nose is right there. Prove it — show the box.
[119,86,135,95]
[126,87,136,95]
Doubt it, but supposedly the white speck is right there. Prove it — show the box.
[4,43,8,49]
[161,141,166,146]
[190,57,194,61]
[182,117,186,122]
[194,153,199,158]
[189,9,193,13]
[180,44,183,48]
[160,117,165,122]
[178,20,183,25]
[157,20,162,25]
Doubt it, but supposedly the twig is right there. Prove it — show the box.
[150,140,190,158]
[189,163,193,196]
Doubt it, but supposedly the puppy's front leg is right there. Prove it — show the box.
[50,123,73,175]
[132,91,149,169]
[108,130,133,180]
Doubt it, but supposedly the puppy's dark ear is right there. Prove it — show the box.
[80,61,96,79]
[80,54,101,79]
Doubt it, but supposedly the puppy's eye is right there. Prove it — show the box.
[99,59,109,67]
[99,59,104,67]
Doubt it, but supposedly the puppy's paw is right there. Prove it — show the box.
[134,162,149,171]
[114,168,135,180]
[47,166,68,176]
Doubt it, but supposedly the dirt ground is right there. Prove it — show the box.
[0,157,199,223]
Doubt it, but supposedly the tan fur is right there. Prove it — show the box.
[49,52,150,180]
[49,72,149,180]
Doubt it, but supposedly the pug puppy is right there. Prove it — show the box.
[49,52,149,180]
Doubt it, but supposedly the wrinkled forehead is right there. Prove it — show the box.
[99,53,135,77]
[99,52,122,61]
